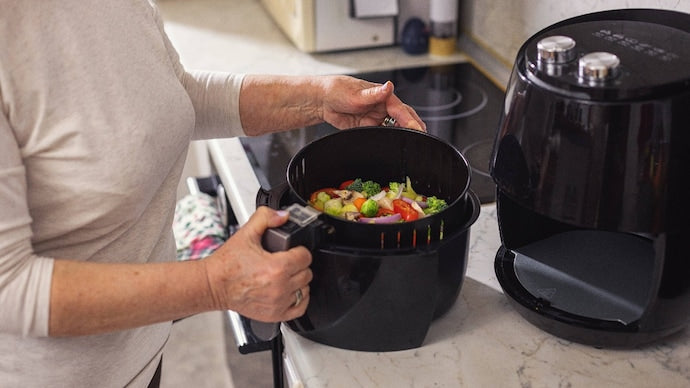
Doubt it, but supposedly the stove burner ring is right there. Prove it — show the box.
[462,139,494,178]
[422,90,487,122]
[397,82,489,122]
[412,90,463,112]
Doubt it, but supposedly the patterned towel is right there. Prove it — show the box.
[173,193,227,261]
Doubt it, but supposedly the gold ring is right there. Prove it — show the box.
[294,288,304,307]
[381,116,397,127]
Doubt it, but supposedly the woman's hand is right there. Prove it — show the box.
[321,76,426,132]
[202,207,313,322]
[239,74,426,136]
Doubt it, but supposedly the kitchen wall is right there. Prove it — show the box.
[460,0,690,67]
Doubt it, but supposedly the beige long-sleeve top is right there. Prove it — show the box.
[0,0,244,386]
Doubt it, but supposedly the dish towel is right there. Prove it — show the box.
[173,193,228,261]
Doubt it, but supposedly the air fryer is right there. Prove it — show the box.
[490,9,690,348]
[258,126,481,352]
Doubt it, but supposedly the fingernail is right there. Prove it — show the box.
[379,81,392,92]
[276,210,289,217]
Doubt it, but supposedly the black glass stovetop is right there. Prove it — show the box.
[239,62,505,204]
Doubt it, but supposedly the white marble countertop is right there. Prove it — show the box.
[158,1,690,387]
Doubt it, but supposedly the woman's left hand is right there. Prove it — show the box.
[321,76,426,132]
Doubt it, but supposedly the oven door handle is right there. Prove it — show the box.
[227,310,286,388]
[227,310,279,354]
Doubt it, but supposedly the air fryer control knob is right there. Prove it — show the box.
[578,52,620,83]
[537,35,576,63]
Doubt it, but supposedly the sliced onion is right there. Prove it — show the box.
[358,213,402,224]
[401,196,428,209]
[370,190,387,201]
[377,196,394,211]
[394,185,403,199]
[409,200,426,218]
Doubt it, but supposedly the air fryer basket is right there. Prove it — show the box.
[286,126,472,250]
[268,126,480,351]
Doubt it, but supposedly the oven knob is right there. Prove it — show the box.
[578,51,620,83]
[537,35,576,63]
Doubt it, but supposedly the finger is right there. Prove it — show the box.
[385,95,426,132]
[288,263,313,291]
[281,245,312,276]
[241,206,290,240]
[374,85,425,131]
[286,286,310,318]
[359,80,394,103]
[404,104,427,132]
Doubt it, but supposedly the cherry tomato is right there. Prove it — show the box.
[376,208,395,217]
[392,199,419,221]
[339,180,355,190]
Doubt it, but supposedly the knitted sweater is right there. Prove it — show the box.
[0,0,243,386]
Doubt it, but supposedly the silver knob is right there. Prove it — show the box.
[578,52,620,83]
[537,35,576,63]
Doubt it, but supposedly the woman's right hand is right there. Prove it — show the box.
[202,206,313,322]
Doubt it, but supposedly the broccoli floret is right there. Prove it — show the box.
[360,180,382,198]
[360,198,379,217]
[345,178,363,192]
[345,178,381,198]
[424,196,448,215]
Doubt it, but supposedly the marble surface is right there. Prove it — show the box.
[158,1,690,387]
[280,206,690,388]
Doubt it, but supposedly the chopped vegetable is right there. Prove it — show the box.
[358,213,402,224]
[309,177,446,223]
[377,196,393,211]
[361,180,382,198]
[353,197,367,210]
[401,176,418,200]
[323,198,343,216]
[341,203,358,214]
[424,196,448,215]
[409,200,426,218]
[370,190,387,202]
[345,178,364,192]
[360,199,379,217]
[393,198,418,221]
[339,179,355,190]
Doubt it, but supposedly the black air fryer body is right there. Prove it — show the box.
[490,9,690,347]
[261,127,480,352]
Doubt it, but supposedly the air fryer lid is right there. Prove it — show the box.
[519,8,690,101]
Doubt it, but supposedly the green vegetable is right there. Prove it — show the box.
[345,178,382,198]
[323,198,344,216]
[314,191,331,210]
[360,180,382,198]
[345,178,363,192]
[341,203,358,214]
[360,199,379,217]
[386,181,401,199]
[401,176,418,200]
[424,196,448,215]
